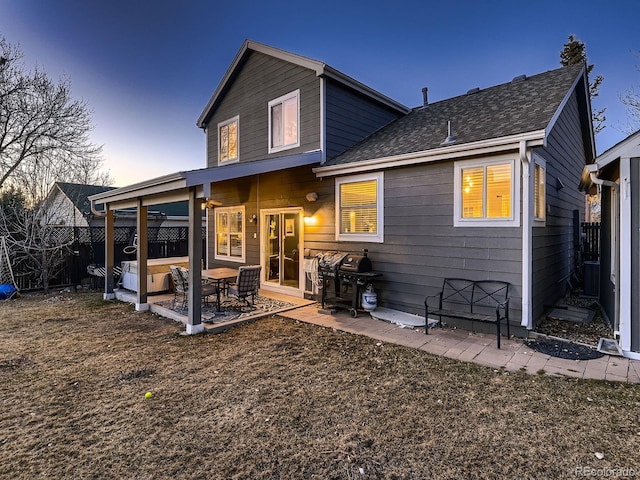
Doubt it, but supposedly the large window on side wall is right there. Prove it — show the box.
[268,90,299,153]
[214,206,244,262]
[218,116,239,164]
[336,172,384,243]
[454,156,520,227]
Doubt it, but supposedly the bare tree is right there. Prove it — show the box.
[620,52,640,134]
[0,188,75,292]
[0,36,111,291]
[0,36,106,191]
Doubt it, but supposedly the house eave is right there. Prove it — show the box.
[579,129,640,192]
[578,163,600,192]
[88,151,322,212]
[322,66,410,114]
[89,172,188,205]
[182,150,321,186]
[544,65,595,159]
[594,129,640,169]
[313,130,546,177]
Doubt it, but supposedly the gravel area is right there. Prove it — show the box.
[535,295,613,346]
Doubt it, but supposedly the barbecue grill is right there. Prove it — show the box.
[317,250,382,317]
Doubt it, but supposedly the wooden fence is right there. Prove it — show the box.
[10,226,206,291]
[581,222,600,262]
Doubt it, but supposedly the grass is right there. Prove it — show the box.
[1,292,640,479]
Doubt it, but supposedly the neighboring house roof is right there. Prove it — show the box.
[196,39,410,128]
[149,201,188,217]
[147,201,206,219]
[318,64,588,170]
[55,182,115,215]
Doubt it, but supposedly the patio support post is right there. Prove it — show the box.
[186,187,204,334]
[136,200,149,311]
[104,208,116,300]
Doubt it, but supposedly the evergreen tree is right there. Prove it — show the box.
[560,34,606,134]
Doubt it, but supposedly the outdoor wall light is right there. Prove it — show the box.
[305,192,318,202]
[303,215,317,226]
[248,214,258,223]
[201,199,222,210]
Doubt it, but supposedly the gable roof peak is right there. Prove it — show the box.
[197,40,409,128]
[51,182,115,215]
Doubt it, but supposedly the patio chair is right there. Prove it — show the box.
[169,265,188,309]
[227,265,262,307]
[179,267,218,307]
[169,265,217,309]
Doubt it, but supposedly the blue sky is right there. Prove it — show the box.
[1,0,639,186]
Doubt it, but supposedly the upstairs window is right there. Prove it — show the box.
[454,157,519,227]
[218,116,239,164]
[215,206,244,262]
[336,172,384,243]
[268,90,299,153]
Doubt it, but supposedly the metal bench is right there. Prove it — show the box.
[425,278,511,348]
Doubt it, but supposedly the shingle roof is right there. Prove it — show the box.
[56,182,115,215]
[325,64,584,166]
[150,201,189,217]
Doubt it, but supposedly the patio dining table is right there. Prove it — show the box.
[202,267,239,311]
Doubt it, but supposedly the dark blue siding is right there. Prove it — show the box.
[325,80,402,160]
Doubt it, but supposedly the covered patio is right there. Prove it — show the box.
[113,287,315,333]
[87,152,321,334]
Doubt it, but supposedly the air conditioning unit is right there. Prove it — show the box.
[583,261,600,297]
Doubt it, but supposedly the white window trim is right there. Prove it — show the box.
[533,156,546,226]
[453,155,520,227]
[335,171,384,243]
[268,90,300,154]
[217,115,239,165]
[214,205,245,263]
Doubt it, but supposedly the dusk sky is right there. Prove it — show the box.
[2,0,639,186]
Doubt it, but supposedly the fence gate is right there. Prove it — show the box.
[581,222,600,262]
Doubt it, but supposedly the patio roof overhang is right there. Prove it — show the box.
[88,150,322,212]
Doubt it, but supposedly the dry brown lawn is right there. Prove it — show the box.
[1,292,640,479]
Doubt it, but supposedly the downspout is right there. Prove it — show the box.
[520,141,533,329]
[91,199,106,217]
[589,173,620,339]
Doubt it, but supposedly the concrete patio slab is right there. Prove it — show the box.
[115,290,640,384]
[279,303,640,384]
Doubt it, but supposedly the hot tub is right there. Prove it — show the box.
[121,256,190,293]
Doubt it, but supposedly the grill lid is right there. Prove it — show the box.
[339,254,372,273]
[317,251,348,270]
